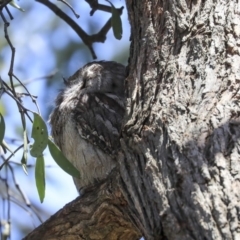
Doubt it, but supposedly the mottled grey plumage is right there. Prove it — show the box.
[49,61,125,192]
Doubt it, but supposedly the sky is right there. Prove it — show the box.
[0,0,130,238]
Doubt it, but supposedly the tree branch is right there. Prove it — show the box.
[85,0,113,16]
[23,174,141,240]
[36,0,123,59]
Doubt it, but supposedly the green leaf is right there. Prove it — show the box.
[35,155,45,203]
[0,102,7,116]
[48,138,80,178]
[106,0,122,40]
[21,152,28,175]
[30,113,48,158]
[0,114,14,154]
[0,113,5,144]
[9,1,25,12]
[22,128,28,174]
[1,140,14,155]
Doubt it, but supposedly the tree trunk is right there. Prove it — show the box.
[120,0,240,239]
[24,0,240,239]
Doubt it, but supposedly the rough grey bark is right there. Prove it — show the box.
[25,0,240,239]
[23,172,141,240]
[120,0,240,239]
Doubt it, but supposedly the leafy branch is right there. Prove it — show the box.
[0,0,124,237]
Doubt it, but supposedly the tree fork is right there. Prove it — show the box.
[23,172,141,240]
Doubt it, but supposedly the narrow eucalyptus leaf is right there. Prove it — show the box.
[35,156,45,203]
[48,139,80,178]
[9,1,25,12]
[21,152,28,175]
[30,113,48,157]
[0,102,7,116]
[22,163,28,175]
[106,0,122,40]
[1,140,14,155]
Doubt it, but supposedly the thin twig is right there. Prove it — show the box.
[12,74,41,115]
[0,11,16,96]
[0,9,32,151]
[7,164,31,206]
[15,92,38,99]
[36,0,124,59]
[0,144,24,170]
[13,69,58,88]
[57,0,80,18]
[5,165,11,226]
[4,137,22,144]
[90,6,123,43]
[36,0,97,58]
[4,5,13,20]
[0,77,4,99]
[85,0,112,15]
[0,0,12,11]
[0,164,43,224]
[7,164,43,223]
[1,176,43,225]
[8,161,54,168]
[3,88,34,122]
[1,81,33,122]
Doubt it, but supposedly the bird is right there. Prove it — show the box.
[49,61,126,193]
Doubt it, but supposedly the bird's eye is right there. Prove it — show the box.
[112,83,116,89]
[80,78,87,89]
